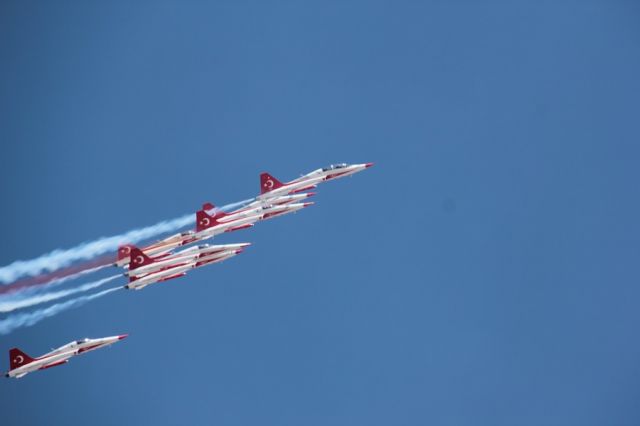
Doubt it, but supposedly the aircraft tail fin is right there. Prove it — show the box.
[260,173,284,194]
[9,348,34,370]
[117,245,135,262]
[128,246,155,270]
[196,203,226,232]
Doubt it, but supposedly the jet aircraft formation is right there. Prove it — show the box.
[4,163,373,378]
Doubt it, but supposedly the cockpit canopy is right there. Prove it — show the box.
[75,338,90,344]
[322,163,348,172]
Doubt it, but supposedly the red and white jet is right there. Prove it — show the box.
[124,244,246,290]
[5,334,128,379]
[258,162,374,199]
[124,243,250,278]
[114,231,198,268]
[193,201,314,239]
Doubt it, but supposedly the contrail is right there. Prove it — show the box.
[0,271,118,305]
[0,287,122,335]
[0,275,120,313]
[0,198,255,285]
[0,215,192,284]
[0,261,111,296]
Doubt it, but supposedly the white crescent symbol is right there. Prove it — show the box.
[201,217,210,226]
[134,255,144,264]
[122,246,131,254]
[265,180,274,189]
[14,355,24,364]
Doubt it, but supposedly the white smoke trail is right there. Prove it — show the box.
[0,198,255,284]
[38,264,112,291]
[0,287,122,335]
[1,264,111,299]
[0,275,120,313]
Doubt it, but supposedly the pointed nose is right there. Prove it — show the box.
[365,162,374,168]
[306,192,316,198]
[118,334,129,340]
[303,202,314,208]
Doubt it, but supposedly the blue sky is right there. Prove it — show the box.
[1,1,640,425]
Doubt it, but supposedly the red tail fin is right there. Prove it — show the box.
[117,245,134,261]
[196,203,226,232]
[260,173,284,194]
[128,246,155,270]
[9,348,34,370]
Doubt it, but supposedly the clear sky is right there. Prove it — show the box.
[1,1,640,425]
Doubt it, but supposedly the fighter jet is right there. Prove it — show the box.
[193,201,313,239]
[258,163,373,199]
[114,231,198,267]
[124,243,250,277]
[124,245,246,290]
[5,334,128,379]
[212,201,314,224]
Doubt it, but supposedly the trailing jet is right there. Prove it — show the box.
[114,231,198,267]
[258,163,373,199]
[124,243,250,277]
[5,334,128,379]
[193,201,313,239]
[124,245,246,290]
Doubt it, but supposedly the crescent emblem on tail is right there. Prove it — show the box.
[14,355,24,364]
[134,255,144,264]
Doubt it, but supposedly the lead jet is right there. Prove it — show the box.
[5,334,128,379]
[124,244,246,290]
[258,162,373,200]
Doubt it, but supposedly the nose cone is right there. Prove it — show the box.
[303,202,314,208]
[118,334,129,341]
[306,192,316,198]
[365,162,374,168]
